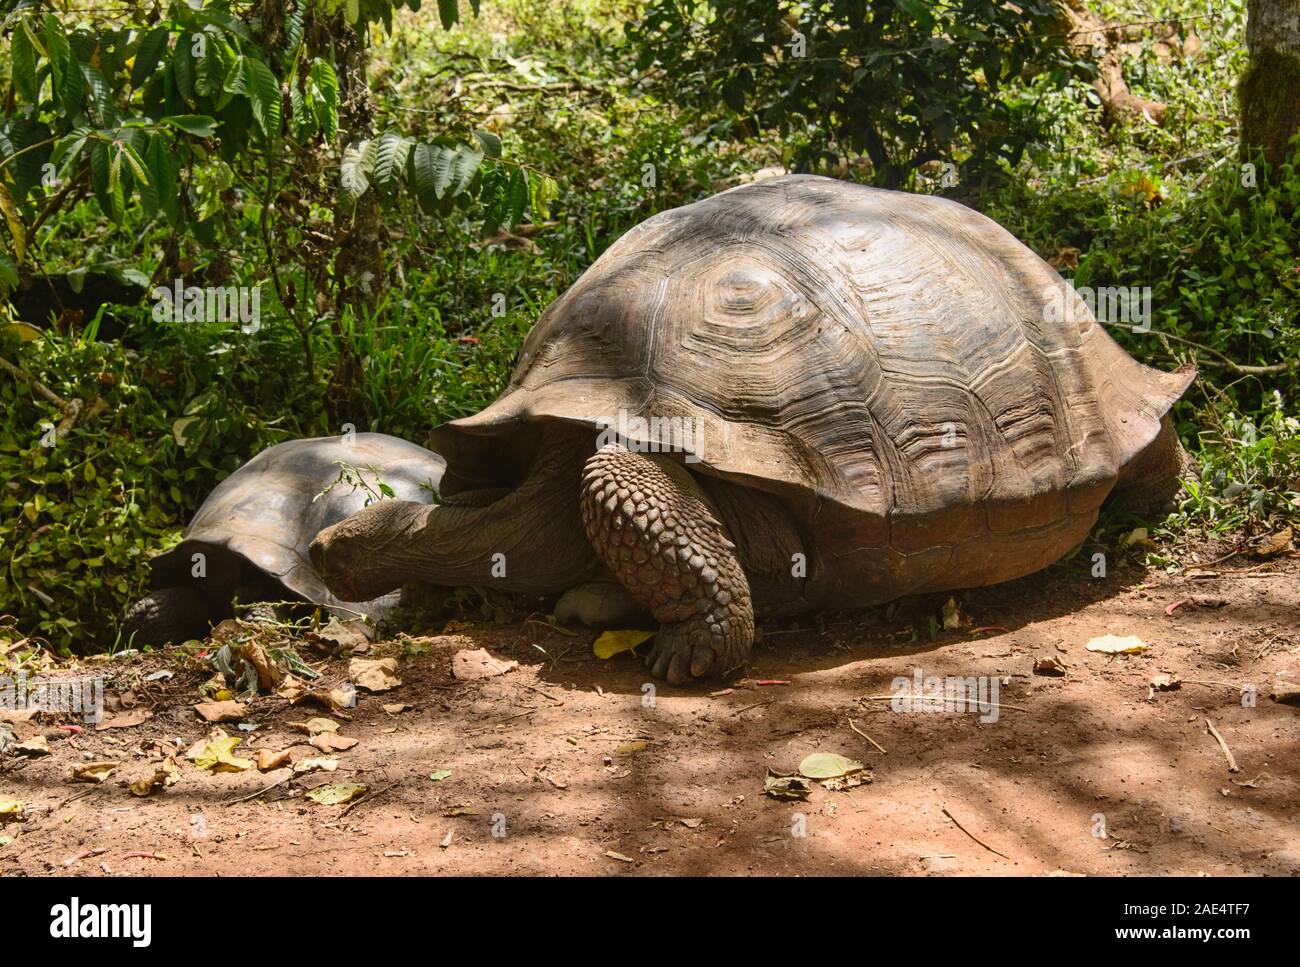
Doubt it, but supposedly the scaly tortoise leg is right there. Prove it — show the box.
[580,444,754,683]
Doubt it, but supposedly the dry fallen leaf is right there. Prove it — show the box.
[129,758,180,797]
[309,617,372,653]
[71,761,120,783]
[276,674,308,703]
[0,708,40,724]
[194,701,246,723]
[310,733,359,753]
[14,735,51,757]
[95,709,153,731]
[294,717,339,736]
[1253,526,1293,558]
[293,757,339,775]
[239,640,282,691]
[798,752,865,780]
[1033,656,1067,676]
[257,748,292,772]
[0,799,24,820]
[349,657,402,692]
[382,703,411,715]
[450,649,517,681]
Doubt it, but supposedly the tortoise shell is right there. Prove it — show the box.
[150,433,445,610]
[433,175,1192,603]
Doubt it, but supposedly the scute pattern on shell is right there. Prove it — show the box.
[435,175,1192,603]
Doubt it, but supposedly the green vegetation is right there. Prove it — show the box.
[0,0,1295,650]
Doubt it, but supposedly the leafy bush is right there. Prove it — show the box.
[628,0,1075,188]
[0,329,294,651]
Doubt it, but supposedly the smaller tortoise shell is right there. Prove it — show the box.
[150,433,445,609]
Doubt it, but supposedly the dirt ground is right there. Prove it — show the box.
[2,551,1297,878]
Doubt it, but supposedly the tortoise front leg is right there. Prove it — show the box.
[580,444,754,683]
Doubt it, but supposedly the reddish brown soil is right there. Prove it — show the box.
[3,555,1297,877]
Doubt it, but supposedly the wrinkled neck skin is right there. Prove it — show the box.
[310,429,599,602]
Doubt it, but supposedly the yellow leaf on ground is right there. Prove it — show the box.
[1086,634,1150,654]
[194,736,253,772]
[306,782,367,805]
[593,629,655,660]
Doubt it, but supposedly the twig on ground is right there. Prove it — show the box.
[339,778,402,818]
[848,716,887,754]
[857,695,1028,713]
[223,774,292,806]
[941,806,1012,860]
[1205,718,1240,773]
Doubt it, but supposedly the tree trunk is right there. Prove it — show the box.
[1240,0,1300,165]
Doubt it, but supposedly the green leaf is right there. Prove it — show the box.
[437,0,459,29]
[159,114,219,137]
[0,253,18,296]
[473,129,502,159]
[409,142,440,212]
[505,167,528,229]
[171,34,196,104]
[117,141,154,212]
[443,142,483,198]
[44,15,83,117]
[224,56,281,139]
[131,26,171,88]
[530,173,558,221]
[372,130,411,194]
[81,64,118,126]
[308,60,339,141]
[893,0,934,27]
[88,140,124,225]
[340,140,373,204]
[11,19,39,104]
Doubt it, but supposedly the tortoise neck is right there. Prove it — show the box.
[313,431,599,599]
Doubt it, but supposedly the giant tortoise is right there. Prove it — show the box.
[123,433,445,644]
[309,175,1195,683]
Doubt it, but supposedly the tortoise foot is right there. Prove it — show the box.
[645,615,750,684]
[579,443,753,683]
